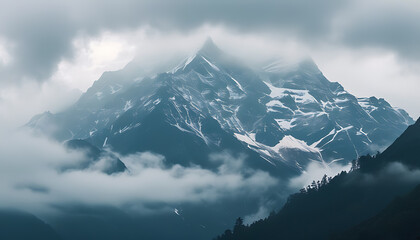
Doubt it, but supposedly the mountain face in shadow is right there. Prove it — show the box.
[360,117,420,171]
[333,118,420,240]
[0,210,62,240]
[334,183,420,240]
[214,118,420,240]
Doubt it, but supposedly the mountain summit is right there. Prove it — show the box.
[199,37,222,57]
[28,39,414,175]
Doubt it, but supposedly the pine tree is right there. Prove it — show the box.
[321,174,328,186]
[233,217,246,238]
[311,180,317,190]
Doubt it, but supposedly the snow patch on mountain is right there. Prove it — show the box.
[265,82,317,104]
[272,135,319,153]
[201,56,220,71]
[124,100,133,111]
[234,133,259,148]
[275,119,296,130]
[229,75,245,92]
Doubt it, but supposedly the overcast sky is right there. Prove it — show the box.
[0,0,419,122]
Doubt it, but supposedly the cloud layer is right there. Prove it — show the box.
[1,0,419,119]
[1,0,420,83]
[0,128,277,214]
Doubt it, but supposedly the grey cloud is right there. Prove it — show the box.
[0,128,278,214]
[339,3,420,61]
[0,1,76,82]
[0,0,419,118]
[70,0,347,34]
[0,0,349,83]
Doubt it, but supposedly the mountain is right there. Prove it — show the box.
[214,118,420,240]
[27,38,413,175]
[370,116,420,168]
[358,117,420,172]
[334,183,420,240]
[0,210,62,240]
[259,58,413,165]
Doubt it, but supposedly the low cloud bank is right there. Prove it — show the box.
[359,162,420,186]
[288,158,420,193]
[0,129,278,215]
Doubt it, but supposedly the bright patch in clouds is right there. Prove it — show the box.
[51,32,137,91]
[314,48,420,118]
[0,81,80,128]
[0,37,12,65]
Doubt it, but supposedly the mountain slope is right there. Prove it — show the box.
[214,118,420,240]
[375,117,420,168]
[334,184,420,240]
[260,58,414,164]
[359,117,420,172]
[0,210,62,240]
[27,38,414,174]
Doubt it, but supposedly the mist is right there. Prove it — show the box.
[0,126,279,216]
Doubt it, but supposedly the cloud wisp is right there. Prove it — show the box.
[288,161,352,190]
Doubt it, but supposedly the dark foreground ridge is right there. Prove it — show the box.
[214,118,420,240]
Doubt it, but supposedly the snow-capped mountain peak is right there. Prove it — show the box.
[198,37,223,58]
[27,39,414,176]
